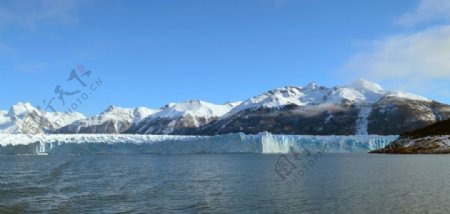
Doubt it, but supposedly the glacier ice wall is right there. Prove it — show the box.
[260,133,396,153]
[0,133,398,155]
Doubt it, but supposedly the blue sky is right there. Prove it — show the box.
[1,0,449,115]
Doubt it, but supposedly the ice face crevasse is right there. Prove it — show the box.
[355,105,372,135]
[0,133,398,155]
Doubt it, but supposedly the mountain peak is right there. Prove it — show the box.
[348,79,384,93]
[7,102,37,117]
[163,100,207,109]
[104,105,118,112]
[11,102,34,109]
[185,99,204,105]
[101,105,134,115]
[153,100,234,119]
[306,82,318,90]
[132,107,159,124]
[224,101,242,108]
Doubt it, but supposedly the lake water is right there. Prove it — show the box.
[1,154,450,213]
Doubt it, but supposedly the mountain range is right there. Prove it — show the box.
[2,79,449,135]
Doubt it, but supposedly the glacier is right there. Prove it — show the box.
[0,132,398,155]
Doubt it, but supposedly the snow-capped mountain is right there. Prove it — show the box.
[128,100,237,134]
[57,106,158,134]
[133,107,159,124]
[2,79,449,136]
[196,79,450,135]
[0,102,85,134]
[224,79,424,116]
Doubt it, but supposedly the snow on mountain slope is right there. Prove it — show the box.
[132,107,159,124]
[385,91,431,102]
[0,102,86,134]
[64,106,132,126]
[44,112,86,128]
[195,79,447,136]
[152,100,232,119]
[326,80,384,104]
[130,100,238,134]
[2,79,442,136]
[225,79,429,117]
[57,106,158,134]
[349,79,384,93]
[0,103,39,134]
[98,106,135,124]
[224,81,352,117]
[6,102,36,117]
[224,101,242,108]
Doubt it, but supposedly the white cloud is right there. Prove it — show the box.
[396,0,450,27]
[345,0,450,100]
[346,25,450,93]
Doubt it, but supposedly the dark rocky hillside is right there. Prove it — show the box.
[371,119,450,154]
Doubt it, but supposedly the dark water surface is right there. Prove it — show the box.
[1,154,450,213]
